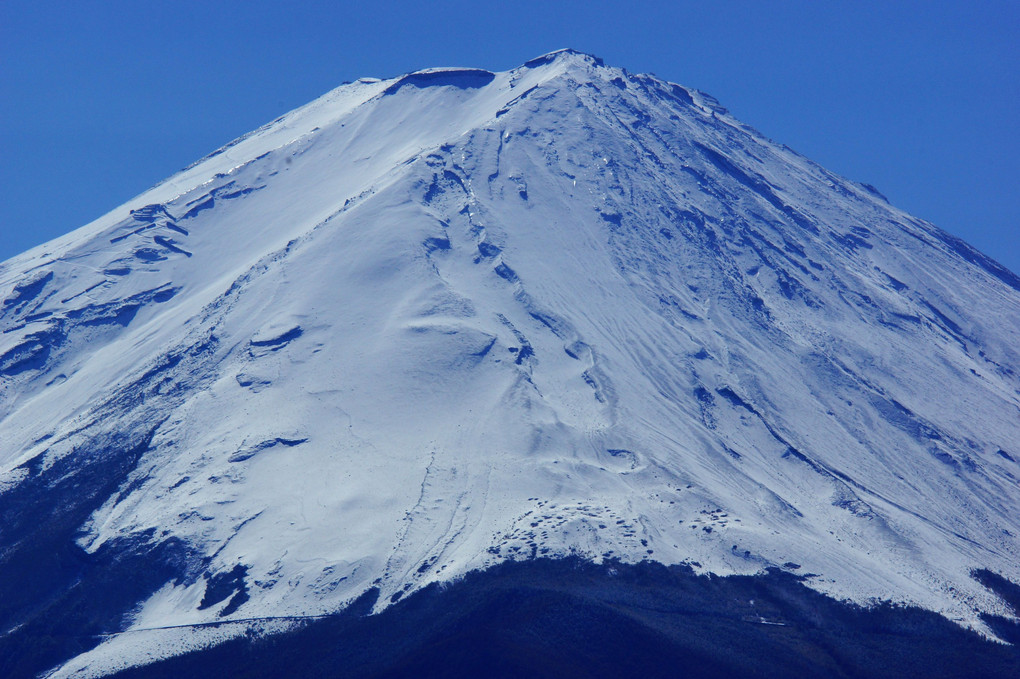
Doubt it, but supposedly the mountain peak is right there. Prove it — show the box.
[522,47,606,69]
[2,52,1019,676]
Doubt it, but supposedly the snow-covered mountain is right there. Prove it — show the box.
[1,49,1019,677]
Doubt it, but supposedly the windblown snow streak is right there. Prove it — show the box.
[1,49,1018,676]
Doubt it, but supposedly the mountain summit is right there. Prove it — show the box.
[2,50,1019,677]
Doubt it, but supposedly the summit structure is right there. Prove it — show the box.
[1,50,1018,676]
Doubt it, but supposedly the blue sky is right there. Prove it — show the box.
[2,1,1017,273]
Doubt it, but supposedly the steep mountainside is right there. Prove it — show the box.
[1,50,1018,677]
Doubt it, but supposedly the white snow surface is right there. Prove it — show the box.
[1,49,1019,675]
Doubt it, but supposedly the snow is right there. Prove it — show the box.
[1,49,1018,676]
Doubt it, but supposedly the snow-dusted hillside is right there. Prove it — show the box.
[1,49,1018,677]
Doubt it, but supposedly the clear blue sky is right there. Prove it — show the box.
[2,1,1017,273]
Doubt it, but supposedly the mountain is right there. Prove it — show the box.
[1,49,1018,678]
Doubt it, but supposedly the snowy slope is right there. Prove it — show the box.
[1,50,1018,676]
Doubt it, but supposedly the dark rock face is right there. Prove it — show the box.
[105,559,1019,679]
[0,428,196,679]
